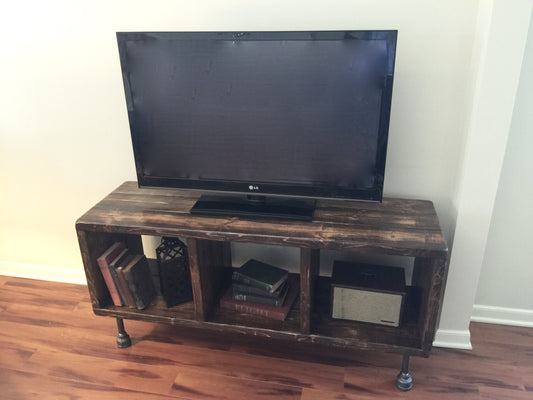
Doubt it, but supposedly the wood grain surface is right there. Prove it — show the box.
[75,182,450,360]
[76,182,448,258]
[1,276,531,400]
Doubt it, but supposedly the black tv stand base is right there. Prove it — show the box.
[190,194,316,221]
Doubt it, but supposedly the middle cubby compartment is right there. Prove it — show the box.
[186,238,312,335]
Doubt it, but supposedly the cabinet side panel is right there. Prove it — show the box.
[188,238,231,321]
[76,229,134,309]
[187,238,204,320]
[413,257,448,352]
[300,248,320,334]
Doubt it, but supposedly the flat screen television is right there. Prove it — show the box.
[117,31,397,220]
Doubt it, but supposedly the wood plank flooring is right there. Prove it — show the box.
[0,276,531,399]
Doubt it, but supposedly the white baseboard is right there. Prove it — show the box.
[471,304,533,327]
[0,261,87,285]
[432,329,472,349]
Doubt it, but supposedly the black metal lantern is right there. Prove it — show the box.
[156,237,193,307]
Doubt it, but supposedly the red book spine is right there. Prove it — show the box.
[219,279,299,321]
[96,242,126,306]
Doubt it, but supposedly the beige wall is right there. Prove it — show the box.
[434,0,532,348]
[3,1,528,345]
[0,0,478,269]
[473,12,533,326]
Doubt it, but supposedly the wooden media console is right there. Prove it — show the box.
[76,181,449,390]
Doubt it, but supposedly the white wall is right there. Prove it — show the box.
[472,13,533,327]
[2,1,522,347]
[434,0,533,349]
[0,0,478,273]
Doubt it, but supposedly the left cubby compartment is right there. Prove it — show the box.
[76,229,197,323]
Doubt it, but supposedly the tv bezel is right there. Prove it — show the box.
[117,30,397,203]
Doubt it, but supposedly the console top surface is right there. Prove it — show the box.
[76,181,448,258]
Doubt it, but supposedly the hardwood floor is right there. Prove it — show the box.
[0,276,531,399]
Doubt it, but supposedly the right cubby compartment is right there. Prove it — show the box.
[304,249,448,354]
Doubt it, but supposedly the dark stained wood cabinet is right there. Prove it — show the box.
[76,181,449,390]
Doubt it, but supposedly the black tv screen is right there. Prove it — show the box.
[117,31,397,215]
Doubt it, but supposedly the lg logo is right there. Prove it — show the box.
[248,185,259,191]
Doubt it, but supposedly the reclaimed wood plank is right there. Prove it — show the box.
[413,258,449,352]
[300,248,319,334]
[76,181,448,258]
[187,239,231,321]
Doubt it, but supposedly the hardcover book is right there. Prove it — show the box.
[96,242,126,306]
[232,280,289,307]
[110,250,137,308]
[220,277,299,321]
[108,248,130,306]
[232,280,288,299]
[232,259,288,293]
[122,254,156,310]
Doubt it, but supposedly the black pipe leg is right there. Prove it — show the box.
[116,317,132,348]
[396,354,413,391]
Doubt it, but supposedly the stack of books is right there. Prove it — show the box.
[97,242,156,310]
[220,259,299,321]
